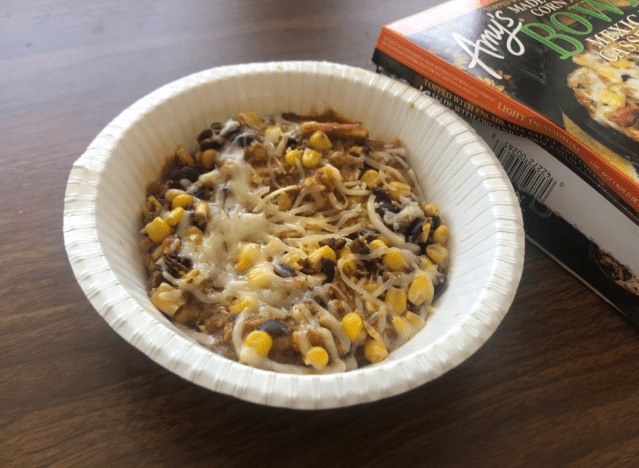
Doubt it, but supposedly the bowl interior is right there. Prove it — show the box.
[65,62,524,409]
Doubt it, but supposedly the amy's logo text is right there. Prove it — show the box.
[452,11,525,79]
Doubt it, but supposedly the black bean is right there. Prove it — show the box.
[181,166,199,182]
[274,263,296,278]
[163,253,190,277]
[362,144,371,154]
[322,258,337,283]
[318,238,346,250]
[169,169,183,181]
[333,238,347,250]
[300,261,315,275]
[145,270,166,290]
[197,128,213,143]
[318,238,334,248]
[405,218,424,243]
[361,259,381,275]
[200,138,222,151]
[379,201,400,216]
[433,275,447,300]
[350,238,370,255]
[258,319,290,336]
[373,190,392,204]
[166,253,193,269]
[431,216,441,230]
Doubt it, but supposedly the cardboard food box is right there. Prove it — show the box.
[372,0,639,323]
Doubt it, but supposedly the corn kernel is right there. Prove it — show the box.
[143,217,171,243]
[247,266,272,289]
[364,339,388,363]
[598,89,625,110]
[182,268,205,286]
[150,283,185,316]
[383,248,409,271]
[304,217,326,231]
[164,189,184,201]
[301,241,321,254]
[237,243,260,271]
[239,112,260,126]
[184,227,203,248]
[342,312,363,341]
[172,194,194,209]
[308,131,332,151]
[420,223,432,242]
[202,149,217,169]
[244,330,273,357]
[408,274,434,306]
[282,251,305,271]
[338,256,358,276]
[385,287,407,315]
[278,192,293,211]
[319,164,342,187]
[420,256,434,270]
[194,202,209,225]
[302,148,322,168]
[230,295,256,314]
[404,311,426,329]
[422,202,440,217]
[304,346,329,371]
[184,226,202,237]
[363,283,378,293]
[433,225,450,244]
[426,244,449,265]
[596,66,622,82]
[392,316,409,336]
[265,126,283,144]
[285,148,302,166]
[322,163,340,180]
[370,238,387,251]
[308,245,336,269]
[163,207,185,227]
[175,146,195,165]
[361,169,381,188]
[388,181,412,199]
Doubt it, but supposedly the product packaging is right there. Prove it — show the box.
[373,0,639,323]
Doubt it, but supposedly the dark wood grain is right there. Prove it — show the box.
[1,1,638,467]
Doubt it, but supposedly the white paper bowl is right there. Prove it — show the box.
[64,62,525,409]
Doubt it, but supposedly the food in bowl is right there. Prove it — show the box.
[140,111,450,374]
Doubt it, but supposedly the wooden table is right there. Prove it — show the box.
[2,1,638,466]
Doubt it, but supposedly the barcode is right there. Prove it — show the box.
[492,139,557,203]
